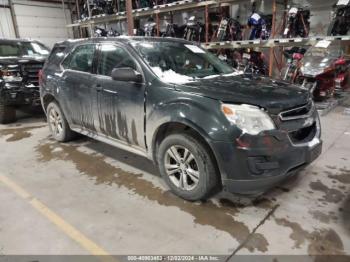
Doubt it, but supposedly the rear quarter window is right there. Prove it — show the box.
[47,45,67,64]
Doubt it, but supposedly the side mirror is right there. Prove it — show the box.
[111,67,143,83]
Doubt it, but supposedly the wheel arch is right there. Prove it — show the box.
[151,120,223,186]
[42,93,58,113]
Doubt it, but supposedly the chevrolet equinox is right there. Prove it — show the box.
[40,37,322,200]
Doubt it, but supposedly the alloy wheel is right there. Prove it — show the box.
[164,145,200,191]
[48,107,63,137]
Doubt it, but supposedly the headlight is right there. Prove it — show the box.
[221,104,275,135]
[0,67,22,82]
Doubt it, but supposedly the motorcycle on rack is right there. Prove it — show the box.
[239,49,268,75]
[81,0,115,19]
[247,12,270,40]
[215,16,243,41]
[327,0,350,36]
[216,49,242,70]
[183,16,205,43]
[162,22,184,38]
[143,17,157,36]
[282,6,310,38]
[298,41,350,100]
[94,27,120,37]
[280,47,306,82]
[116,0,126,12]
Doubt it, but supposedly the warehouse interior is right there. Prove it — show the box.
[0,0,350,261]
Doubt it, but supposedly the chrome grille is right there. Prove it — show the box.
[279,101,314,121]
[23,63,43,86]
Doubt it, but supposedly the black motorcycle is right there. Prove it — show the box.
[81,0,115,19]
[144,17,157,36]
[328,0,350,36]
[183,16,205,43]
[240,49,268,75]
[282,6,310,38]
[162,22,185,38]
[216,16,243,41]
[94,27,120,37]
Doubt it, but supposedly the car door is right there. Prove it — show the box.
[94,43,146,149]
[60,44,98,131]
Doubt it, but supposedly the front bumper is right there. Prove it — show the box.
[211,113,322,195]
[0,82,40,106]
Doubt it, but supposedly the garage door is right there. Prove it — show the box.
[13,0,73,47]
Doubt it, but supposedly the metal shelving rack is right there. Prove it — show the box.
[67,0,350,77]
[202,35,350,49]
[67,0,239,37]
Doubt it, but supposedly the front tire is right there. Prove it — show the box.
[46,102,75,142]
[157,133,219,201]
[0,100,16,124]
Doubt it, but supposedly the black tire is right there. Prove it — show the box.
[157,133,220,201]
[46,102,76,142]
[0,101,16,124]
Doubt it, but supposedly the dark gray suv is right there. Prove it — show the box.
[40,37,322,200]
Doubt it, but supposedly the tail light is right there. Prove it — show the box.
[38,69,43,86]
[335,58,346,66]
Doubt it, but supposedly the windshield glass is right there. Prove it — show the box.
[0,43,21,57]
[304,45,342,59]
[21,42,49,56]
[132,41,236,83]
[0,41,49,57]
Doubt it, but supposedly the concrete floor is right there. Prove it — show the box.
[0,100,349,260]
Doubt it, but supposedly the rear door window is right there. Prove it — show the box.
[62,44,96,73]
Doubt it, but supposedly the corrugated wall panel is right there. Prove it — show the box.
[0,0,16,38]
[13,0,73,47]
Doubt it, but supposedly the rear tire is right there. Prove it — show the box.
[46,102,76,142]
[157,133,219,201]
[0,101,16,124]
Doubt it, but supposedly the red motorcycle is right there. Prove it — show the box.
[280,47,306,82]
[298,41,350,100]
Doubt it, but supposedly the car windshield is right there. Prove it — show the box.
[304,45,342,59]
[0,41,49,57]
[132,41,237,84]
[21,42,50,56]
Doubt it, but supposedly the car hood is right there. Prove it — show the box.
[0,56,46,65]
[174,74,311,114]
